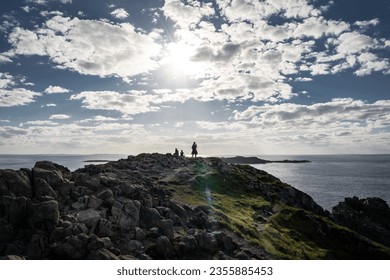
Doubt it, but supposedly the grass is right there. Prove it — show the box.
[163,160,390,259]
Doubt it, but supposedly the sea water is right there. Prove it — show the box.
[0,154,126,172]
[252,154,390,210]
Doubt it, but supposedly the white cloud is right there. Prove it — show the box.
[162,0,214,29]
[355,18,380,28]
[0,88,41,107]
[7,15,161,79]
[336,32,377,54]
[49,114,71,120]
[111,8,129,19]
[0,73,14,88]
[70,90,159,115]
[44,85,70,94]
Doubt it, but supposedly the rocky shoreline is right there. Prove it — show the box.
[1,153,389,260]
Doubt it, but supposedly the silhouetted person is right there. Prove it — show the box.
[180,150,184,157]
[191,142,198,158]
[174,148,179,156]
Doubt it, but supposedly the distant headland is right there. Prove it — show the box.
[220,156,310,164]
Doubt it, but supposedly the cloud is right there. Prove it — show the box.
[162,0,214,29]
[355,18,380,28]
[49,114,71,120]
[44,85,70,94]
[0,88,41,107]
[6,15,161,79]
[111,8,129,19]
[70,90,159,115]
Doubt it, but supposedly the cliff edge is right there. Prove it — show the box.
[1,153,389,260]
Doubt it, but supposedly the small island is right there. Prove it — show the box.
[220,156,310,164]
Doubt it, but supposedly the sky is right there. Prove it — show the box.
[0,0,389,155]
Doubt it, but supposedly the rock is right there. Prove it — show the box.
[196,231,218,253]
[34,178,57,200]
[31,200,59,230]
[0,224,14,243]
[8,196,28,226]
[1,255,26,260]
[155,236,173,259]
[87,248,119,260]
[33,167,63,189]
[77,209,101,229]
[73,173,100,190]
[87,196,104,209]
[27,233,48,259]
[139,207,163,229]
[0,169,31,197]
[135,227,146,241]
[96,189,114,204]
[96,218,113,237]
[126,240,144,255]
[332,197,390,247]
[111,198,141,231]
[158,219,174,240]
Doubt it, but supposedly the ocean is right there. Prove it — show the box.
[0,154,126,172]
[0,154,389,211]
[251,154,390,211]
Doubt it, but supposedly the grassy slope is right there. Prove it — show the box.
[165,159,390,259]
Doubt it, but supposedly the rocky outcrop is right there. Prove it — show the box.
[0,153,389,260]
[332,197,390,247]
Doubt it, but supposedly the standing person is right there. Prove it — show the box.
[180,150,184,157]
[191,142,198,158]
[174,148,179,156]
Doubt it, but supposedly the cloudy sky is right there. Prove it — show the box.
[0,0,389,155]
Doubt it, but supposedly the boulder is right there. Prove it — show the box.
[73,173,100,190]
[126,240,144,255]
[96,218,113,237]
[112,198,141,230]
[155,236,173,259]
[77,209,101,229]
[96,189,114,204]
[31,200,59,230]
[8,196,28,226]
[87,248,119,260]
[34,178,57,200]
[196,231,218,253]
[0,169,31,197]
[158,219,174,240]
[139,207,163,229]
[135,227,146,241]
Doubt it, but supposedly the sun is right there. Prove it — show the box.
[162,41,204,78]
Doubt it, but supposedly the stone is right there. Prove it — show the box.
[112,199,141,231]
[139,207,163,229]
[9,196,28,226]
[158,219,174,240]
[196,231,218,253]
[77,209,101,229]
[33,167,63,189]
[87,196,104,209]
[97,189,114,204]
[73,173,101,190]
[31,200,59,230]
[1,255,26,260]
[87,248,119,260]
[0,169,31,197]
[96,218,113,237]
[34,178,57,200]
[126,240,144,255]
[135,227,146,241]
[155,236,173,259]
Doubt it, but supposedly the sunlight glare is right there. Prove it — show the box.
[162,41,204,78]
